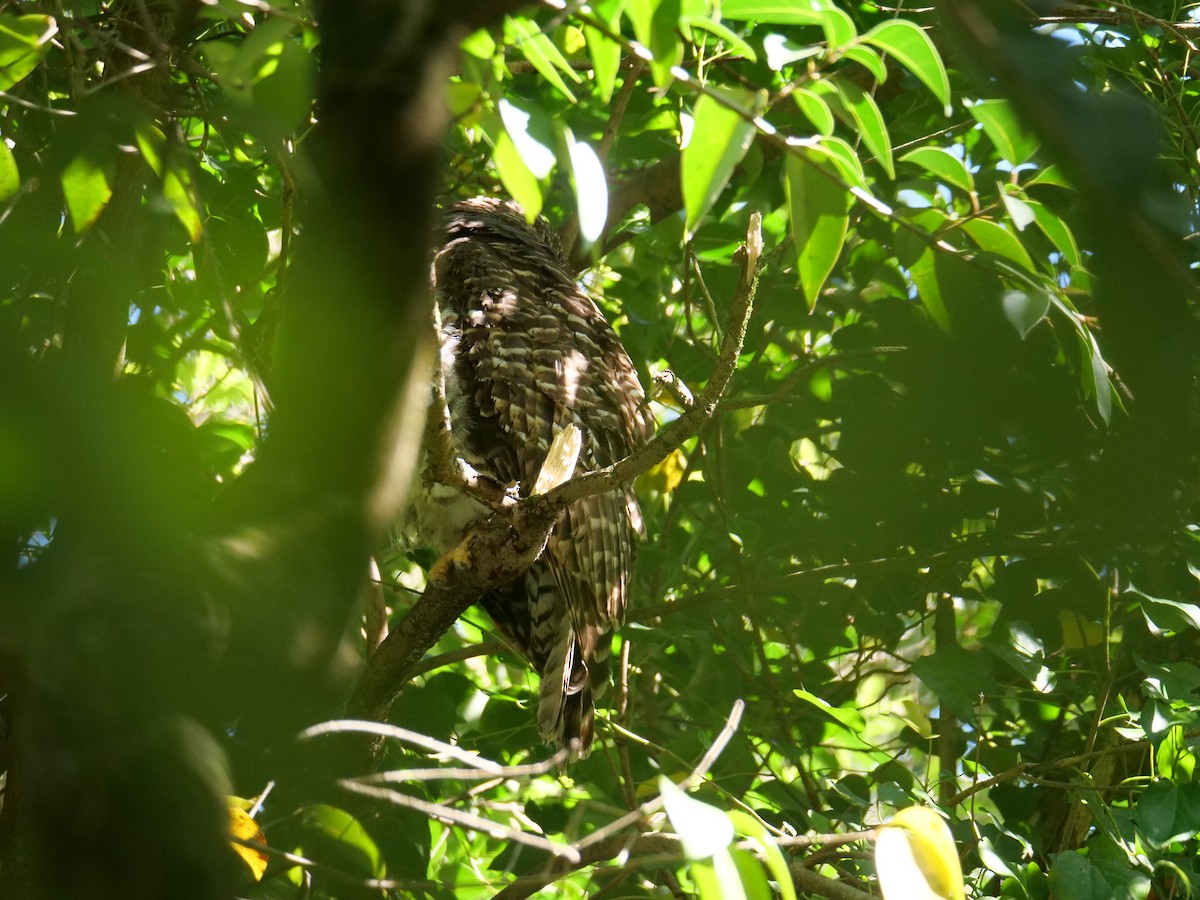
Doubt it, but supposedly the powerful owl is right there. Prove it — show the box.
[414,197,655,755]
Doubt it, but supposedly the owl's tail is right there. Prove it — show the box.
[537,625,611,758]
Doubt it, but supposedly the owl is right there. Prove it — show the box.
[413,197,654,755]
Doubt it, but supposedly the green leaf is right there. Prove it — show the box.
[627,0,682,88]
[841,45,887,83]
[1137,781,1200,846]
[810,135,868,189]
[250,37,315,136]
[728,812,798,900]
[1001,289,1050,339]
[863,19,950,112]
[460,28,496,60]
[298,805,383,878]
[0,14,57,91]
[792,87,834,135]
[720,0,823,25]
[785,150,851,310]
[1077,330,1112,425]
[505,16,580,102]
[490,126,544,219]
[659,777,734,860]
[498,99,555,179]
[794,689,865,733]
[682,16,757,62]
[968,99,1040,166]
[1026,199,1080,266]
[682,89,758,237]
[911,645,996,720]
[1000,190,1035,231]
[899,146,974,193]
[1046,851,1119,900]
[819,6,856,48]
[728,847,771,900]
[1156,726,1197,782]
[585,26,621,103]
[0,141,18,203]
[163,164,202,242]
[61,153,113,234]
[565,133,608,245]
[960,218,1035,271]
[816,80,894,178]
[1134,586,1200,635]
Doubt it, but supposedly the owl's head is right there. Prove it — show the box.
[443,197,566,265]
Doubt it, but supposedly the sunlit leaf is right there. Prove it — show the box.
[815,80,894,178]
[61,152,112,233]
[841,45,887,82]
[683,16,757,62]
[627,0,682,88]
[960,218,1034,271]
[163,164,203,242]
[728,811,798,900]
[566,135,608,246]
[0,141,18,203]
[876,807,964,900]
[785,150,851,309]
[585,25,621,103]
[900,146,974,193]
[460,27,496,60]
[490,125,544,218]
[794,688,865,732]
[818,6,856,48]
[968,98,1040,166]
[863,19,950,112]
[1026,199,1080,266]
[720,0,822,25]
[498,98,555,179]
[1077,329,1112,424]
[505,16,580,102]
[792,87,834,135]
[1000,189,1035,231]
[0,13,57,91]
[659,777,734,860]
[682,88,759,237]
[228,802,269,882]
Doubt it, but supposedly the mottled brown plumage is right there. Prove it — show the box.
[414,198,654,755]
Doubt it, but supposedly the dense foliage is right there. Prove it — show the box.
[1,0,1198,898]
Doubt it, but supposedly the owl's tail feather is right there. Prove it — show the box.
[538,629,595,758]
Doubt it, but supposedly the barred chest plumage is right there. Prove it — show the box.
[411,197,655,756]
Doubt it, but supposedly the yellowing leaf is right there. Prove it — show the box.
[228,803,269,882]
[1058,609,1106,648]
[638,448,687,494]
[876,807,964,900]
